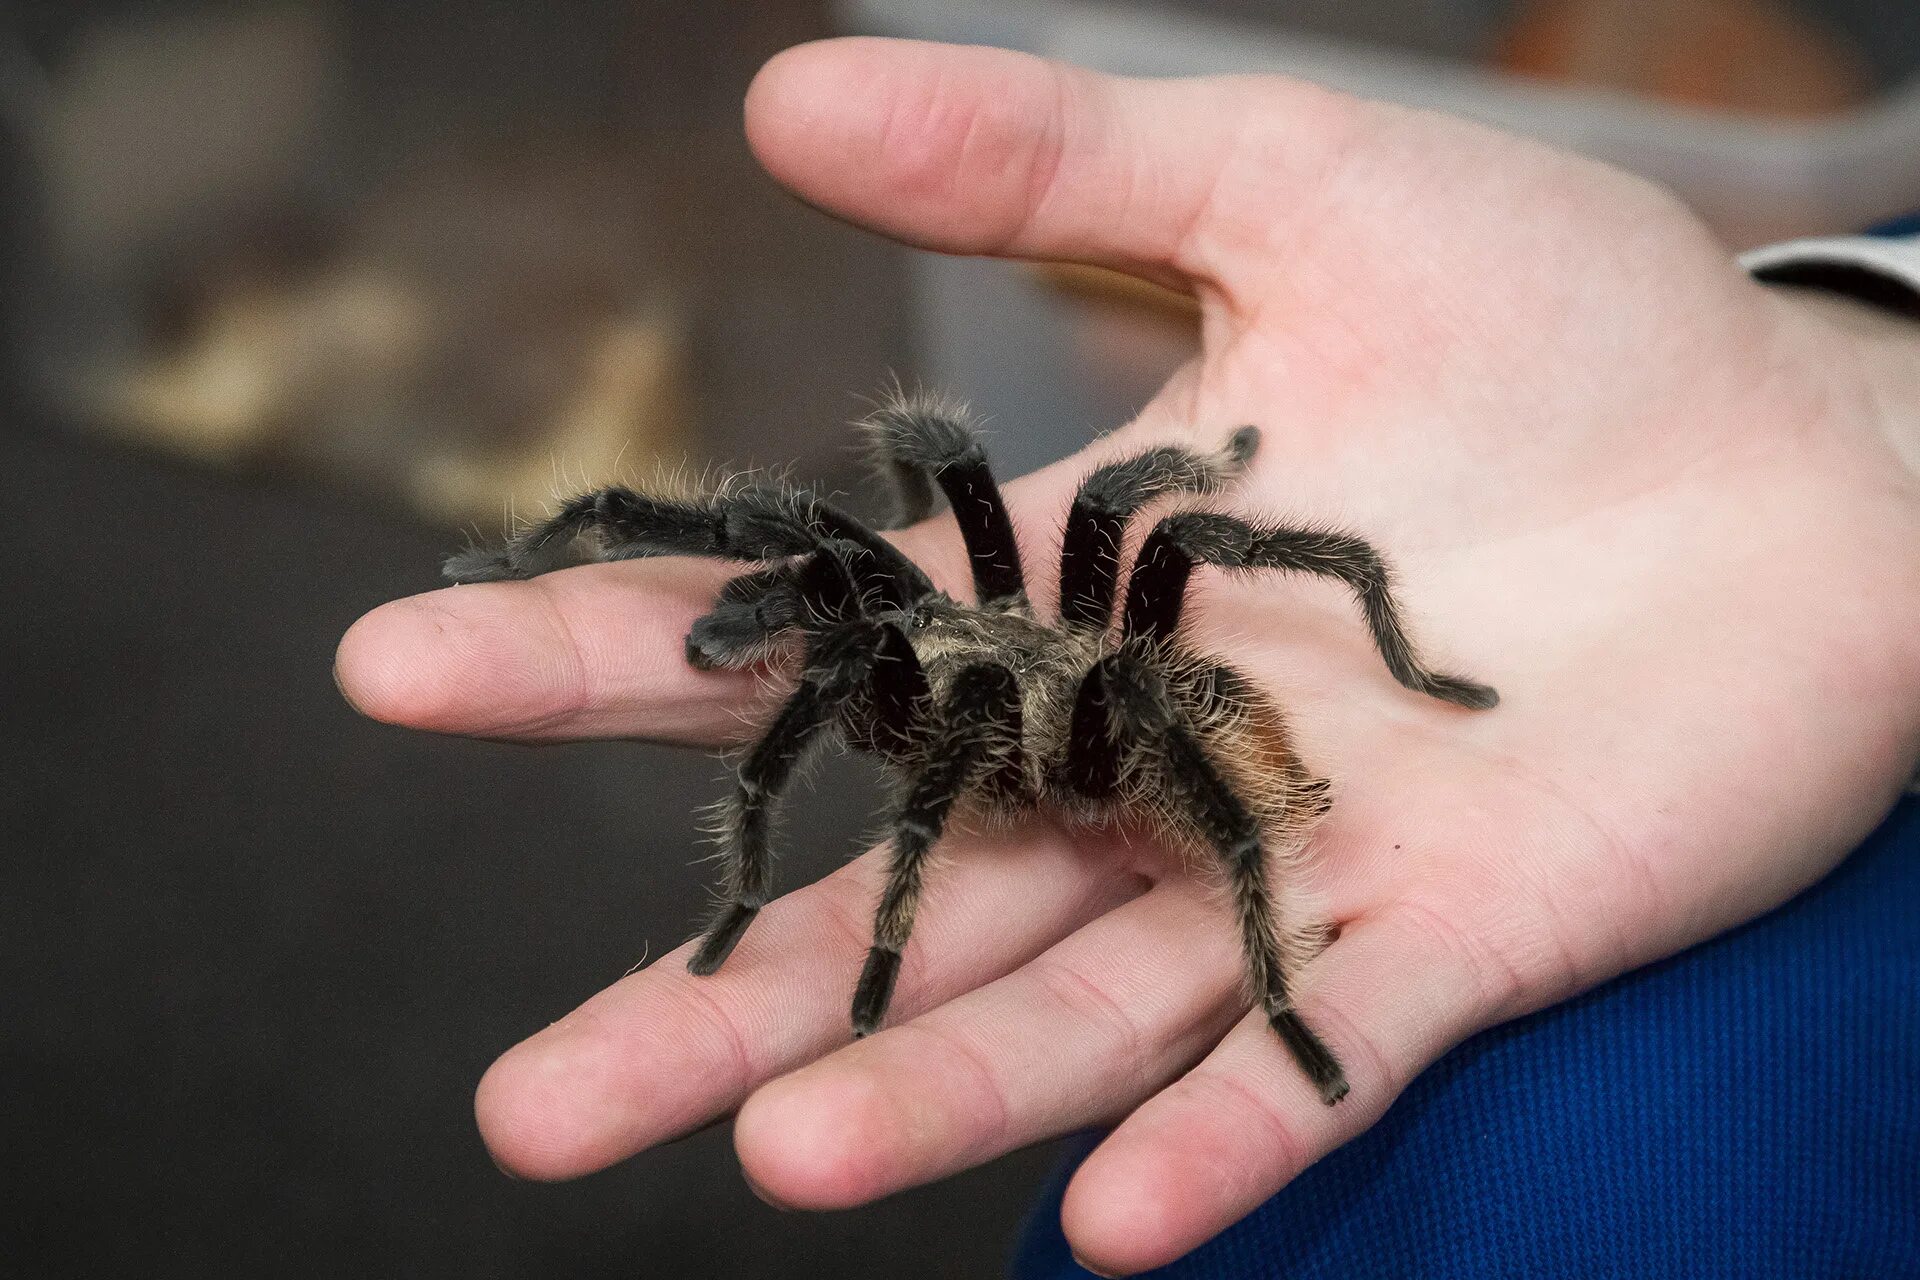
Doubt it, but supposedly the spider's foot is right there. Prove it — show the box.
[684,632,721,671]
[442,546,521,585]
[851,946,902,1037]
[1270,1007,1349,1106]
[688,902,759,976]
[1426,673,1499,711]
[1225,424,1262,468]
[685,608,761,671]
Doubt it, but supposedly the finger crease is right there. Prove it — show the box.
[1005,62,1074,257]
[521,577,593,733]
[1030,960,1147,1093]
[895,1019,1011,1162]
[674,969,758,1099]
[1195,1066,1310,1179]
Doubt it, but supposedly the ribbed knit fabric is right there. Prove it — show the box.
[1012,796,1920,1278]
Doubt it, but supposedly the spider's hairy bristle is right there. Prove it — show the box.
[615,455,809,513]
[856,384,988,471]
[1073,428,1259,518]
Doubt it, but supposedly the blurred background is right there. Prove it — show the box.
[6,1,1920,1275]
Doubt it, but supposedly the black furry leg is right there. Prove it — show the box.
[1061,657,1125,800]
[1121,512,1498,710]
[1057,426,1260,630]
[445,483,935,605]
[1100,654,1349,1105]
[851,664,1022,1036]
[1162,723,1346,1104]
[862,393,1026,606]
[864,402,940,529]
[688,621,926,976]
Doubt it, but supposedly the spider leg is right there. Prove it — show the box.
[1057,426,1260,630]
[444,484,935,605]
[862,401,940,529]
[688,619,925,975]
[862,394,1026,607]
[1121,511,1498,710]
[851,663,1023,1036]
[1100,653,1349,1105]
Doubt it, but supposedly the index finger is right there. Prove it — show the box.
[335,558,764,747]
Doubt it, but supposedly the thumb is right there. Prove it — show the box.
[744,37,1352,290]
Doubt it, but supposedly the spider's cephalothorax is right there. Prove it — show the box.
[445,396,1498,1105]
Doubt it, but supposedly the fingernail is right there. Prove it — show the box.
[330,658,359,712]
[742,1169,792,1212]
[1072,1253,1122,1278]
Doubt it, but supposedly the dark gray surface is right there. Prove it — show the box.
[0,421,1060,1278]
[2,4,1074,1272]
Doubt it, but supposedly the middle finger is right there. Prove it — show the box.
[729,876,1252,1209]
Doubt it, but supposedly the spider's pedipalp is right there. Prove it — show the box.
[1122,511,1498,710]
[685,563,801,671]
[1057,428,1261,631]
[685,540,875,671]
[861,391,1026,607]
[852,662,1023,1036]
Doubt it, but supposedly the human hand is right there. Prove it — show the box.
[334,38,1920,1275]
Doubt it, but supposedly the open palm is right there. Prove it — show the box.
[335,38,1920,1275]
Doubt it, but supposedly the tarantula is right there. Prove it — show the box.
[444,397,1497,1105]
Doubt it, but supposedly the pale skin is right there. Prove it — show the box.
[334,37,1920,1277]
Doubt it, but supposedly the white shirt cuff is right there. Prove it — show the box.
[1740,234,1920,316]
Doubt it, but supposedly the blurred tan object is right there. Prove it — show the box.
[1499,0,1872,118]
[111,271,686,530]
[1034,262,1198,321]
[18,4,690,525]
[112,272,428,465]
[409,315,687,528]
[92,122,688,526]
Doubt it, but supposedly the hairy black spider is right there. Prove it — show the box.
[444,395,1497,1105]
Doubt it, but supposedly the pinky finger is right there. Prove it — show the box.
[1060,906,1511,1276]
